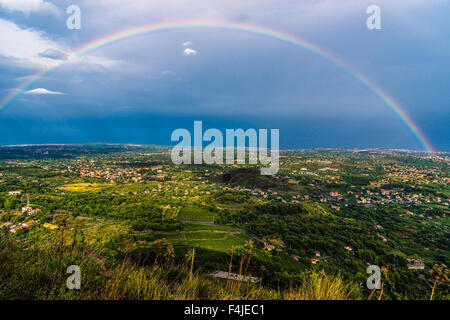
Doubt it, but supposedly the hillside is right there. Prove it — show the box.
[0,146,448,300]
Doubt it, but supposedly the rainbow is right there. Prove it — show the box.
[0,20,435,155]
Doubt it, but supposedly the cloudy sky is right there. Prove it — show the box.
[0,0,448,150]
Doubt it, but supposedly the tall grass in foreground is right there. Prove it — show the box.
[0,235,358,300]
[283,272,357,300]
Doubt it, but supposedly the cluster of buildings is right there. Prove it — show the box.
[1,194,59,233]
[355,187,448,206]
[1,220,37,234]
[64,162,171,183]
[1,219,59,234]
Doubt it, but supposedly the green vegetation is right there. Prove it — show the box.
[177,206,216,222]
[0,145,448,300]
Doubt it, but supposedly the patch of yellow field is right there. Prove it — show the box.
[57,183,112,192]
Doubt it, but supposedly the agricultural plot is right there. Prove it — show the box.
[57,183,112,192]
[165,224,250,253]
[177,206,216,222]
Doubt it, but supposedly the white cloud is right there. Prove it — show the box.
[0,0,60,15]
[0,18,64,68]
[182,41,193,47]
[183,48,197,56]
[24,88,64,95]
[0,18,119,69]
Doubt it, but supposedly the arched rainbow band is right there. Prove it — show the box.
[0,20,435,155]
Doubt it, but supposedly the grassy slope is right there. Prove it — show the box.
[0,235,358,300]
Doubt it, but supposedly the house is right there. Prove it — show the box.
[10,226,24,234]
[380,189,391,196]
[207,271,261,284]
[22,220,37,229]
[377,234,388,242]
[344,246,353,252]
[407,259,425,270]
[0,222,12,229]
[8,190,23,196]
[315,251,321,257]
[21,206,41,215]
[22,206,34,214]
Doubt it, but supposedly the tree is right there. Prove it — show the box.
[420,264,449,300]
